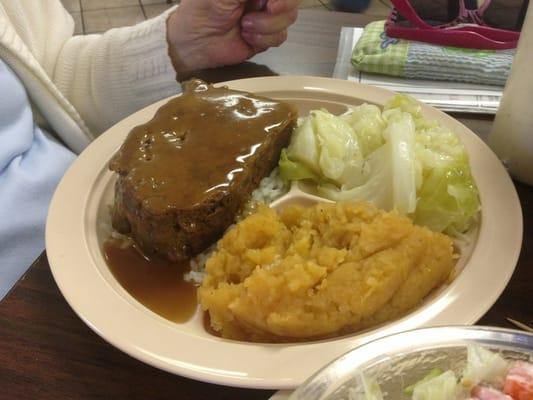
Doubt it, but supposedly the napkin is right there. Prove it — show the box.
[351,21,515,87]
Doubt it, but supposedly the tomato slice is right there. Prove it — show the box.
[503,362,533,400]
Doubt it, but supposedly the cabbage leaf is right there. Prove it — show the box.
[278,94,480,235]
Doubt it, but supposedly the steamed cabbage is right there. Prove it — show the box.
[281,110,367,187]
[279,94,480,235]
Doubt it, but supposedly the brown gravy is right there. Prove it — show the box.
[109,79,297,213]
[103,239,197,323]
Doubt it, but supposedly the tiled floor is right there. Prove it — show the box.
[61,0,392,35]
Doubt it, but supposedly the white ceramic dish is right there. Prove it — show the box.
[46,76,522,390]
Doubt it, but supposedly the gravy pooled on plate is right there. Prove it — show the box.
[109,79,297,261]
[104,239,197,323]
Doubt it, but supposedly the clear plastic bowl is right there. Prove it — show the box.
[290,326,533,400]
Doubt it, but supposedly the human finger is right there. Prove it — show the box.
[241,8,297,34]
[244,0,268,12]
[266,0,299,15]
[207,0,248,22]
[241,29,288,49]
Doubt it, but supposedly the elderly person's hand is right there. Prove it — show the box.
[166,0,298,77]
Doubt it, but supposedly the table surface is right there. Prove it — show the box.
[1,9,531,400]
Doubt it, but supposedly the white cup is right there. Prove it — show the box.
[489,2,533,185]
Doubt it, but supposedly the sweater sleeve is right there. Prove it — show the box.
[53,8,181,135]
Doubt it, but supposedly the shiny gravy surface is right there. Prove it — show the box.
[109,79,296,213]
[104,239,197,323]
[105,80,297,325]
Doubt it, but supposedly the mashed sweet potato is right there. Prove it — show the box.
[198,202,455,342]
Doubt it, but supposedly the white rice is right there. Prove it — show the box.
[183,168,287,284]
[248,167,288,205]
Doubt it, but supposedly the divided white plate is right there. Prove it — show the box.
[46,76,522,389]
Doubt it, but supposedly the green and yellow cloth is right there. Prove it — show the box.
[351,21,514,86]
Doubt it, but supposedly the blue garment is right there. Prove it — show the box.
[0,59,75,300]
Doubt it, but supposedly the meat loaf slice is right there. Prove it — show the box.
[109,79,297,261]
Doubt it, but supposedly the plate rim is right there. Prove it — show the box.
[45,75,523,389]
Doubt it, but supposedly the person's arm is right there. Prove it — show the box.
[0,0,180,136]
[1,0,297,136]
[54,0,299,135]
[53,10,181,135]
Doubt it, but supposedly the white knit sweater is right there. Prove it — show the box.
[0,0,181,153]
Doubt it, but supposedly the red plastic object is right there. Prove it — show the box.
[385,0,521,50]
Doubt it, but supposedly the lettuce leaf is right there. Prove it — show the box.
[348,374,384,400]
[404,368,445,395]
[460,345,509,389]
[411,370,459,400]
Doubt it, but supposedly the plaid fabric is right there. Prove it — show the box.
[405,43,513,86]
[351,21,513,86]
[351,21,409,77]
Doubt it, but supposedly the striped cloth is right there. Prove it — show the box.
[351,21,515,87]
